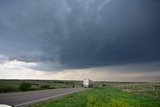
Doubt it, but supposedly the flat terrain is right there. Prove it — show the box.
[0,88,86,107]
[0,79,82,93]
[1,80,160,107]
[32,82,160,107]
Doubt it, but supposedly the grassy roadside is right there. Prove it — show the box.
[31,86,160,107]
[0,80,81,93]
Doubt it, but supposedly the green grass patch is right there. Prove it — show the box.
[31,86,160,107]
[0,80,82,92]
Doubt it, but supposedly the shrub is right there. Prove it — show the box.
[40,84,51,89]
[0,87,13,92]
[19,82,31,91]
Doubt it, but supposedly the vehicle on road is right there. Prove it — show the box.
[82,79,93,88]
[0,104,12,107]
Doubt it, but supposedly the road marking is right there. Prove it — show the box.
[14,89,85,107]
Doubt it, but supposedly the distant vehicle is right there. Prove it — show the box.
[82,79,93,88]
[0,104,12,107]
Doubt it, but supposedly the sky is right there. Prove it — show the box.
[0,0,160,81]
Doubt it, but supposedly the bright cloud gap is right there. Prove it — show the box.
[0,56,159,82]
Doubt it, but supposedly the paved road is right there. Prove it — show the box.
[0,88,86,107]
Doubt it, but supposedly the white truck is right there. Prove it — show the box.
[82,79,93,88]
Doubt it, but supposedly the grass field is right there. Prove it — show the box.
[1,80,160,107]
[0,79,82,92]
[31,84,160,107]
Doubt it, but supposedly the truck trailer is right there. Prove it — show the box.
[82,79,93,88]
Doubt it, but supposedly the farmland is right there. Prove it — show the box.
[31,82,160,107]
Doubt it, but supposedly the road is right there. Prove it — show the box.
[0,88,86,107]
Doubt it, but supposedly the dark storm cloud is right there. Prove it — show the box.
[0,0,160,69]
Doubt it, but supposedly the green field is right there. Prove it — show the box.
[31,83,160,107]
[1,80,160,107]
[0,79,82,92]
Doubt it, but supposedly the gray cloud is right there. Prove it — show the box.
[0,54,9,63]
[0,0,160,70]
